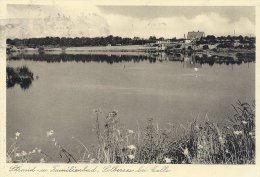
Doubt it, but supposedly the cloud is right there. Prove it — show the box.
[6,5,110,38]
[103,12,255,38]
[5,5,255,38]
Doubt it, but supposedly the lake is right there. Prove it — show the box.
[6,52,255,162]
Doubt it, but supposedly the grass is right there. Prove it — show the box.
[6,101,255,164]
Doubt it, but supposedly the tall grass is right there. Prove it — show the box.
[86,101,255,164]
[7,101,255,164]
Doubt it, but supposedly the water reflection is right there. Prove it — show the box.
[6,66,34,90]
[7,52,255,66]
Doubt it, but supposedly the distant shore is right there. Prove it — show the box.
[11,45,255,55]
[5,45,253,63]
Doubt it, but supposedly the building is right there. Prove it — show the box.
[187,31,205,40]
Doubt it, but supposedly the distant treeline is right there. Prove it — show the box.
[196,35,255,49]
[6,35,255,48]
[6,36,163,48]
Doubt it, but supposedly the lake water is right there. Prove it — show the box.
[6,52,255,162]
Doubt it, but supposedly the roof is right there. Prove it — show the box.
[187,31,205,40]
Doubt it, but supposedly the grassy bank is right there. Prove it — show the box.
[7,101,255,164]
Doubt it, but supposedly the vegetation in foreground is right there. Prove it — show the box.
[7,101,255,164]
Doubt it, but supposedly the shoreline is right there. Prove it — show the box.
[8,45,255,58]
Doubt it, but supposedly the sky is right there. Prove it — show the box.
[5,4,255,39]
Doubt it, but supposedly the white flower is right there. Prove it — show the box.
[40,158,45,163]
[32,149,36,153]
[234,130,243,135]
[242,121,247,124]
[89,158,95,163]
[128,155,135,160]
[164,157,172,163]
[127,145,136,150]
[219,137,225,145]
[21,151,27,156]
[46,130,54,137]
[198,144,203,149]
[128,129,134,134]
[37,149,42,153]
[249,132,253,136]
[15,153,21,157]
[183,148,189,156]
[117,130,121,135]
[15,132,20,138]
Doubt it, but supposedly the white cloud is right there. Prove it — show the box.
[5,5,255,38]
[6,5,110,38]
[103,12,255,38]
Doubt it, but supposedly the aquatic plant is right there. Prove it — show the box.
[6,66,34,89]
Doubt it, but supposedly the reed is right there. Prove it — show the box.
[6,101,255,164]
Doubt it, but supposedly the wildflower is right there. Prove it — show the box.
[90,158,95,163]
[21,151,27,156]
[117,129,121,135]
[93,108,102,114]
[109,110,118,117]
[15,153,21,157]
[242,121,247,125]
[249,132,253,136]
[183,148,189,156]
[127,145,136,150]
[128,155,135,160]
[32,149,36,153]
[54,142,58,146]
[37,149,42,153]
[40,158,45,163]
[128,129,134,134]
[225,149,230,153]
[195,125,200,130]
[198,144,203,149]
[46,130,54,137]
[234,130,243,135]
[15,132,20,139]
[164,157,172,163]
[219,136,225,145]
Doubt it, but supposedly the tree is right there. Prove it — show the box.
[203,45,209,50]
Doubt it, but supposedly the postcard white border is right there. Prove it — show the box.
[0,0,259,177]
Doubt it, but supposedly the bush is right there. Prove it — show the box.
[203,45,209,50]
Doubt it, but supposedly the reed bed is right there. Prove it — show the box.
[7,101,255,164]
